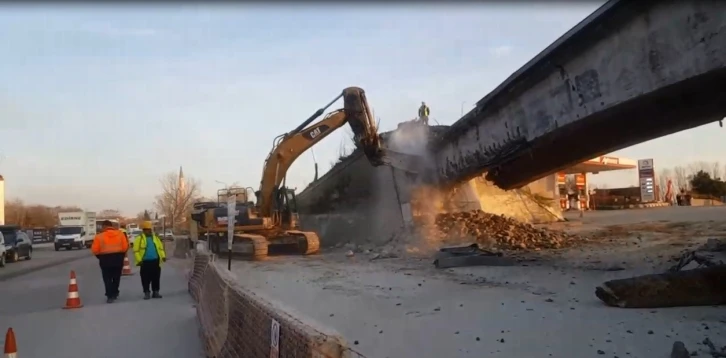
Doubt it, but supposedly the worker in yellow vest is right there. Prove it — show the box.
[418,101,430,125]
[133,221,167,300]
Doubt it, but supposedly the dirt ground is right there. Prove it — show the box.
[221,206,726,358]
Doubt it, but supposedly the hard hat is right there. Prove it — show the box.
[141,221,153,230]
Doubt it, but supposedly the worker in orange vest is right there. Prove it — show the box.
[91,220,129,303]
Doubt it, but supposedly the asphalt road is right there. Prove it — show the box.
[0,251,203,358]
[563,205,726,227]
[0,243,90,282]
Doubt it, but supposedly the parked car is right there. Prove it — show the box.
[128,229,142,248]
[0,232,6,267]
[161,229,175,242]
[0,225,33,263]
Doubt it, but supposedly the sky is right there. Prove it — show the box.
[1,3,724,216]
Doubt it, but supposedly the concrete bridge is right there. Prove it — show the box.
[433,0,726,190]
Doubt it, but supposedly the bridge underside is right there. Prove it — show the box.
[432,0,726,190]
[489,69,726,188]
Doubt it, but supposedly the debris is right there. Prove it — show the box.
[702,337,726,357]
[345,250,355,257]
[418,210,580,251]
[433,243,516,269]
[595,265,726,308]
[670,341,689,358]
[670,239,726,272]
[370,252,398,261]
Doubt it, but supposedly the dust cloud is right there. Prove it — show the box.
[367,122,476,257]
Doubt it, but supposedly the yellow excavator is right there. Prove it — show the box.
[189,87,421,259]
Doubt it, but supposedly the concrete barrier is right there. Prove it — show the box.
[173,237,192,259]
[188,253,355,358]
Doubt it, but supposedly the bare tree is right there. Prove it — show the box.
[136,210,152,221]
[688,161,712,177]
[673,166,689,191]
[153,171,201,230]
[711,161,722,180]
[98,209,122,219]
[564,175,577,193]
[657,168,673,200]
[4,199,82,228]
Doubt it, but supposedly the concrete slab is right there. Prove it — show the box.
[433,0,726,189]
[0,253,203,358]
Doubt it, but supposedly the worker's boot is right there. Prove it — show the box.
[152,291,162,299]
[143,292,151,300]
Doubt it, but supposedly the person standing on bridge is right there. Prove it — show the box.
[133,221,166,300]
[91,220,129,304]
[418,101,430,125]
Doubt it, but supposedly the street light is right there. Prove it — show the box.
[215,180,228,188]
[460,101,466,117]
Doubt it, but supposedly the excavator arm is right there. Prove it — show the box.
[256,86,420,217]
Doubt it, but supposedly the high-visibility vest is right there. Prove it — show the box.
[419,106,430,117]
[96,231,125,254]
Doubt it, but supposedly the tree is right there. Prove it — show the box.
[689,170,726,197]
[711,161,722,180]
[658,168,673,200]
[673,166,689,191]
[98,209,121,219]
[153,171,201,230]
[135,210,152,221]
[564,175,577,193]
[4,199,82,228]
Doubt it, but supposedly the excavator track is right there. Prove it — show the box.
[285,230,320,255]
[235,234,269,260]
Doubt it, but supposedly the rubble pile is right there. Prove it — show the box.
[418,209,581,251]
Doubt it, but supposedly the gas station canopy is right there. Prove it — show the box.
[562,156,637,174]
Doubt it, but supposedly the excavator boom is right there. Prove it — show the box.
[256,87,421,216]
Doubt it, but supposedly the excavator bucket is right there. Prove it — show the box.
[342,87,428,176]
[342,87,385,166]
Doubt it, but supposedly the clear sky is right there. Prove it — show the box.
[1,3,723,216]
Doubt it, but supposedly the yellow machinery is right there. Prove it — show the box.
[189,87,420,259]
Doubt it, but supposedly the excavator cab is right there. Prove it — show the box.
[254,187,299,230]
[277,187,299,230]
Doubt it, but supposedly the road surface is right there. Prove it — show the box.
[563,205,726,228]
[0,250,203,358]
[0,243,89,282]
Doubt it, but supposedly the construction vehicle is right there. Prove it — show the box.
[189,87,420,259]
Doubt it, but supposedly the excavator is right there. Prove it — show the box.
[189,87,422,259]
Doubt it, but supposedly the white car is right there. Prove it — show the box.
[127,229,142,247]
[161,230,175,242]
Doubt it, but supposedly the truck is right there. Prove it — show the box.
[55,211,97,251]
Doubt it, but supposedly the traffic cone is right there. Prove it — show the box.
[62,270,83,309]
[4,328,17,358]
[121,256,134,276]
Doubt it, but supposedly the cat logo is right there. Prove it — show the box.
[302,125,330,141]
[309,127,321,139]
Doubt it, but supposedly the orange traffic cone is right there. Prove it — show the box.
[121,256,134,276]
[62,270,83,309]
[4,328,17,358]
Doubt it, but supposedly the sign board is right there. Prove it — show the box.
[637,159,653,170]
[270,319,280,358]
[638,158,656,202]
[226,194,237,251]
